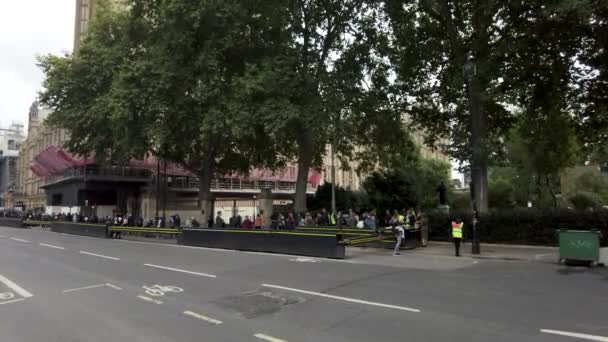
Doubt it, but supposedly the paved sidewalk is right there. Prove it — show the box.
[347,240,608,267]
[413,240,559,262]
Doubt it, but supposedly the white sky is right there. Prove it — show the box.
[0,0,74,131]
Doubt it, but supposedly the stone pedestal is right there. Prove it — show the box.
[437,204,450,215]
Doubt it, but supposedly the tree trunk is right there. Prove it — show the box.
[546,174,558,207]
[467,62,489,214]
[197,160,214,228]
[294,129,314,214]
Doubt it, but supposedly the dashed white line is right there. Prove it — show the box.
[254,333,288,342]
[10,237,30,243]
[0,274,33,298]
[182,310,223,325]
[262,284,421,313]
[137,295,163,304]
[39,243,65,250]
[105,283,122,290]
[62,283,106,293]
[540,329,608,341]
[79,251,120,261]
[0,235,6,238]
[143,264,216,278]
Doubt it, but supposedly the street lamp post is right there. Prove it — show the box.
[330,141,336,215]
[464,53,483,255]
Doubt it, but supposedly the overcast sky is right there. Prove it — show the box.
[0,0,74,131]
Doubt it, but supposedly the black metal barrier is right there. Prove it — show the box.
[51,222,109,238]
[0,217,25,228]
[23,220,52,228]
[180,229,346,259]
[109,226,181,239]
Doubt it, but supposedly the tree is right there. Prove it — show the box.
[362,157,451,212]
[40,1,289,225]
[125,0,294,222]
[250,0,416,213]
[307,183,370,212]
[39,3,150,162]
[383,0,594,213]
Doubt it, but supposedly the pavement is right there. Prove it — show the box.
[1,226,607,342]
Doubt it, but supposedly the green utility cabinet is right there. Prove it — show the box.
[557,230,601,265]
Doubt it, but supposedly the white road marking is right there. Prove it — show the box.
[62,283,106,293]
[143,263,216,278]
[289,257,318,263]
[10,237,30,243]
[262,284,421,313]
[105,283,122,290]
[182,310,223,325]
[79,251,120,260]
[254,333,288,342]
[137,295,163,304]
[0,235,6,238]
[534,253,555,260]
[39,243,65,250]
[0,298,25,305]
[0,292,14,300]
[0,274,33,298]
[540,329,608,341]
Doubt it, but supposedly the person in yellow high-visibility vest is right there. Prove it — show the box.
[451,218,464,257]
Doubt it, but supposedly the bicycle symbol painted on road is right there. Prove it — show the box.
[0,292,15,300]
[142,285,183,297]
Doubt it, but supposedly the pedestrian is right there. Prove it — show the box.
[384,209,392,227]
[215,211,225,228]
[243,215,254,229]
[393,223,405,256]
[451,218,464,256]
[286,212,295,230]
[255,213,262,229]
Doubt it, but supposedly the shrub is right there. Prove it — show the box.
[567,191,604,210]
[427,208,608,246]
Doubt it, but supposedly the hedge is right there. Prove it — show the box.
[428,208,608,246]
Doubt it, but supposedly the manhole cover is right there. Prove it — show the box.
[213,289,305,318]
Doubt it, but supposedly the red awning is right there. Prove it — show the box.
[30,147,321,186]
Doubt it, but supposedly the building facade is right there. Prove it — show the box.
[0,122,26,207]
[74,0,122,51]
[8,103,65,211]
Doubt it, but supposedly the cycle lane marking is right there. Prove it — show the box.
[540,329,608,342]
[143,263,216,278]
[261,283,420,313]
[0,273,33,298]
[182,310,223,325]
[62,283,123,294]
[62,283,106,293]
[137,295,163,304]
[254,333,288,342]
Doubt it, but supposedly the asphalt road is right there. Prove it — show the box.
[1,226,607,342]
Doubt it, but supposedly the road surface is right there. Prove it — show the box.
[1,226,607,342]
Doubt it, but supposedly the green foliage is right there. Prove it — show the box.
[38,5,146,162]
[244,0,417,212]
[362,158,451,212]
[448,191,471,211]
[306,183,370,212]
[567,192,605,211]
[572,170,608,203]
[428,208,608,246]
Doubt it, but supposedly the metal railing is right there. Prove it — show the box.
[169,176,317,193]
